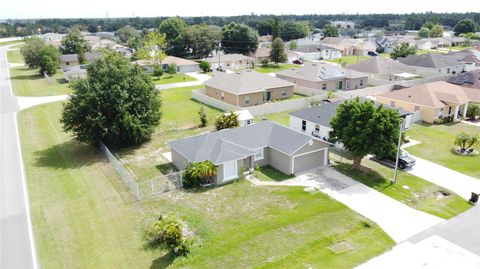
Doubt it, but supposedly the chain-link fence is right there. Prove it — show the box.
[98,141,183,200]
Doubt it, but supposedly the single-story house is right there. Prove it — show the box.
[330,21,355,29]
[289,98,413,143]
[398,53,465,76]
[59,52,103,69]
[346,56,417,82]
[447,70,480,89]
[376,81,477,123]
[169,121,330,184]
[320,37,376,56]
[132,56,200,73]
[204,54,255,70]
[204,70,295,107]
[444,50,480,72]
[292,44,342,61]
[276,62,368,92]
[63,65,87,82]
[429,37,452,49]
[246,47,301,63]
[447,37,469,47]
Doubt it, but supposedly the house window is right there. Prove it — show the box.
[322,83,327,90]
[337,81,343,90]
[448,106,452,115]
[281,90,287,97]
[360,80,363,86]
[245,95,250,105]
[414,106,420,111]
[301,120,306,132]
[254,148,264,161]
[315,124,320,132]
[66,62,69,66]
[221,92,225,100]
[390,101,396,107]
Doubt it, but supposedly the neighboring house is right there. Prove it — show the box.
[447,37,469,47]
[204,54,255,70]
[320,37,376,56]
[276,62,368,91]
[226,110,254,127]
[429,37,452,49]
[376,81,479,123]
[132,56,200,73]
[204,70,294,107]
[415,39,433,51]
[169,121,330,184]
[447,71,480,89]
[246,47,301,63]
[330,21,355,29]
[292,44,342,60]
[398,53,465,76]
[63,65,87,82]
[346,56,417,81]
[59,52,103,68]
[289,98,413,143]
[444,50,480,72]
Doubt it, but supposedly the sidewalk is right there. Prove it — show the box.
[247,167,443,243]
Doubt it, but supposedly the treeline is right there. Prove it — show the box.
[2,12,480,37]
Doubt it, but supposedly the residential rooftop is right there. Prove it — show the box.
[276,62,367,82]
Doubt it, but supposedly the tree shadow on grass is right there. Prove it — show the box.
[149,253,175,269]
[33,140,99,170]
[11,73,44,81]
[334,163,393,191]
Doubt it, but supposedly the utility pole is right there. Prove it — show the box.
[392,118,405,184]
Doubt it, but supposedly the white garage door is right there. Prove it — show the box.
[292,149,326,174]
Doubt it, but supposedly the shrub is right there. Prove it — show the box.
[433,118,446,124]
[467,103,480,118]
[153,64,163,78]
[183,161,217,188]
[198,61,211,73]
[454,132,479,151]
[215,111,239,130]
[261,58,269,67]
[198,106,207,127]
[143,215,191,257]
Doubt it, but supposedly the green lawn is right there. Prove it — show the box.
[0,39,23,47]
[448,46,473,51]
[18,102,394,268]
[331,152,471,219]
[255,165,294,181]
[326,55,369,65]
[7,49,24,63]
[406,122,480,179]
[255,110,292,126]
[10,66,72,96]
[114,85,223,180]
[152,73,196,85]
[253,63,300,73]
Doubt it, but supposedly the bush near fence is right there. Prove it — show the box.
[98,141,183,200]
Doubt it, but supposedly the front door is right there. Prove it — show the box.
[263,91,272,102]
[223,160,237,181]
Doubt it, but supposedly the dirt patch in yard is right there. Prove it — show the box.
[328,241,355,254]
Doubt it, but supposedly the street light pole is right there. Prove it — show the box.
[392,118,405,184]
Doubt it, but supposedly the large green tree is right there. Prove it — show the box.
[38,45,60,75]
[330,98,401,169]
[418,27,430,38]
[116,25,139,44]
[280,21,309,41]
[390,42,416,59]
[221,23,258,54]
[136,32,166,65]
[323,23,339,38]
[430,24,444,38]
[272,17,281,40]
[61,52,162,145]
[21,37,46,69]
[184,25,221,58]
[454,19,477,36]
[61,27,90,54]
[269,38,287,65]
[159,17,188,56]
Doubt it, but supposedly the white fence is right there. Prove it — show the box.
[192,88,327,116]
[98,141,183,200]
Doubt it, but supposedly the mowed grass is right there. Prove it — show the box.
[331,152,471,219]
[406,122,480,179]
[7,49,24,63]
[19,102,394,268]
[0,39,23,47]
[10,66,72,96]
[255,165,294,181]
[254,63,300,73]
[17,102,163,269]
[326,55,369,65]
[152,73,196,85]
[114,85,223,180]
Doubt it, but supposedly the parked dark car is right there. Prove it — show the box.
[293,59,303,65]
[367,51,379,56]
[373,150,416,169]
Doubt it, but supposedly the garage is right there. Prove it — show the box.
[292,148,327,174]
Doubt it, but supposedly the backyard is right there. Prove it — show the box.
[330,151,472,220]
[406,122,480,179]
[18,101,395,269]
[152,73,196,85]
[253,63,300,73]
[10,66,72,96]
[326,55,369,65]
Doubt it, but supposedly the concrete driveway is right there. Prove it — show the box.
[407,156,480,200]
[249,167,443,243]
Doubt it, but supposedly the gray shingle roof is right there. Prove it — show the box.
[276,62,367,82]
[398,53,461,68]
[60,52,103,63]
[290,98,412,128]
[168,121,315,164]
[347,56,415,75]
[204,70,294,95]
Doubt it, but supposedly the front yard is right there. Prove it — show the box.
[406,122,480,179]
[7,49,24,63]
[255,165,294,181]
[18,102,395,268]
[10,66,72,96]
[152,73,196,85]
[253,63,300,73]
[326,55,369,65]
[330,152,472,220]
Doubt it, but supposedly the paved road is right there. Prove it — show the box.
[0,45,38,268]
[249,167,443,243]
[407,156,480,200]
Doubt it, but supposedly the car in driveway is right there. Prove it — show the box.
[373,150,416,169]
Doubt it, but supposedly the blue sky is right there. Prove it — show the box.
[1,0,479,19]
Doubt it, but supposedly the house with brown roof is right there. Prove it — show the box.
[321,37,376,56]
[204,70,294,107]
[346,56,417,82]
[376,81,477,123]
[276,62,368,91]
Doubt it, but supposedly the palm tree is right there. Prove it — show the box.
[454,132,479,152]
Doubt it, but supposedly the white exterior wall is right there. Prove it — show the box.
[178,64,200,73]
[289,115,331,140]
